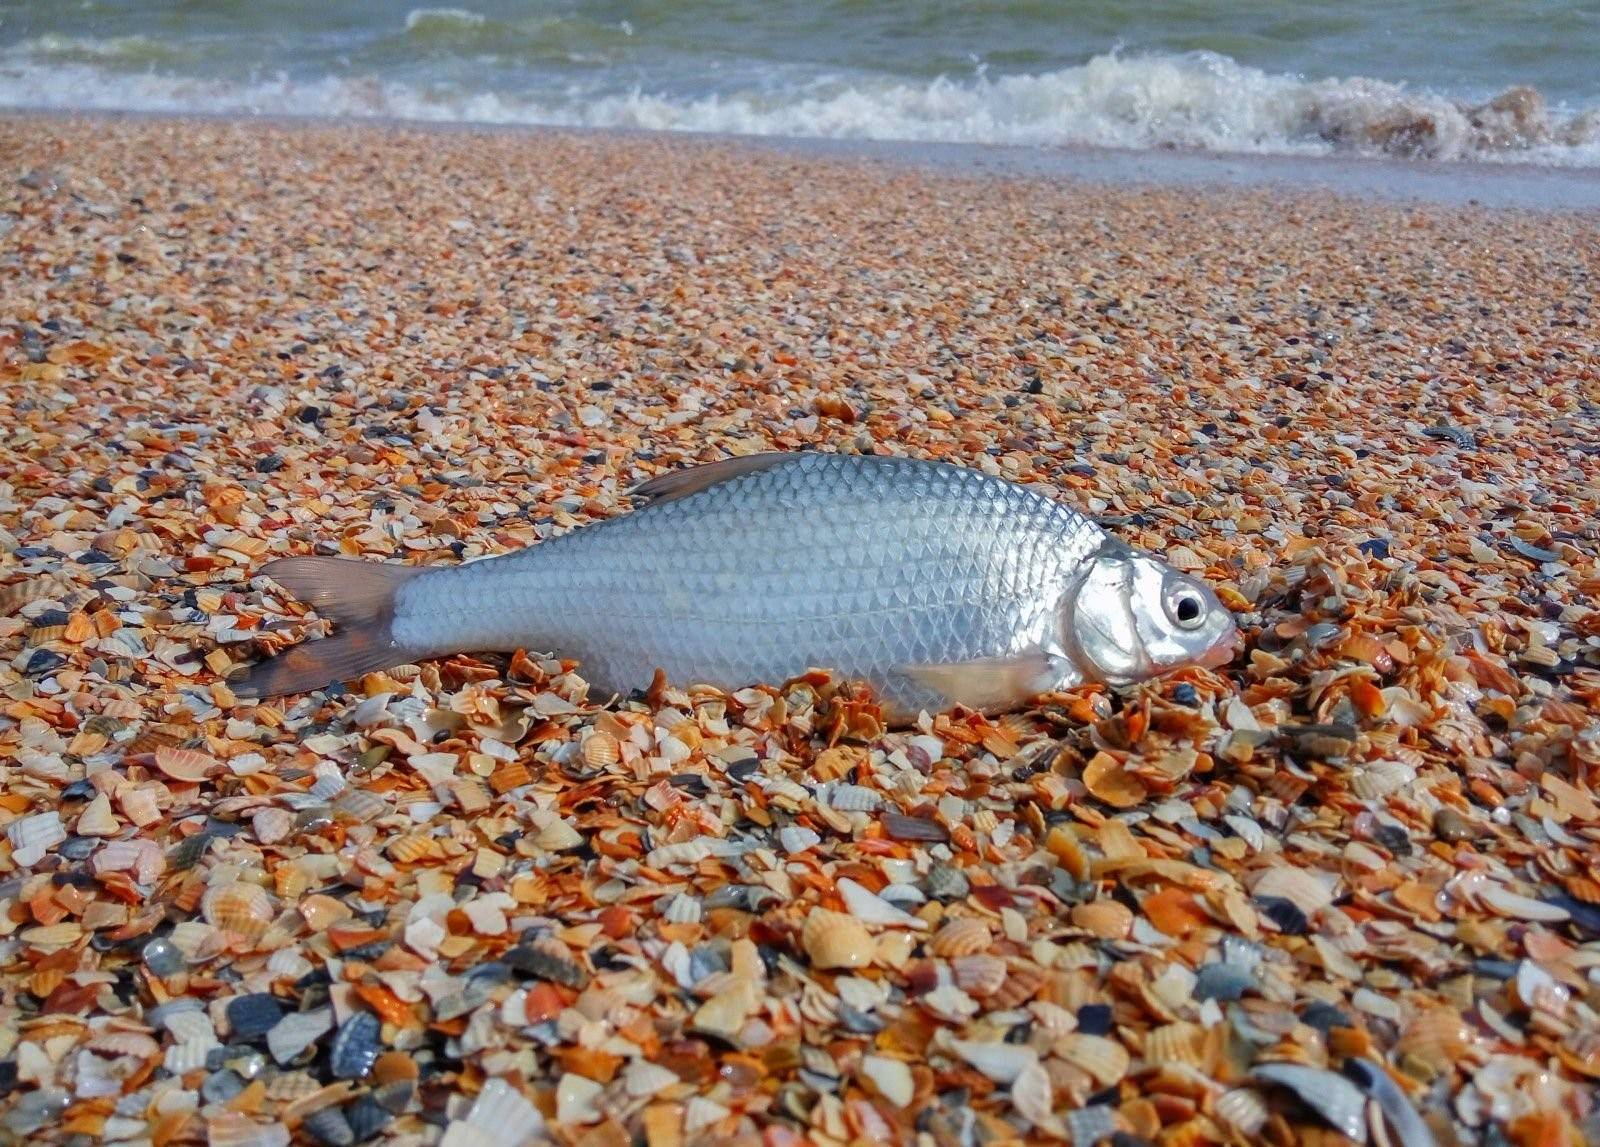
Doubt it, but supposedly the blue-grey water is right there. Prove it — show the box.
[1,1,1596,164]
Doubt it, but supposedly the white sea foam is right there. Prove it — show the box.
[1,50,1595,166]
[403,8,488,34]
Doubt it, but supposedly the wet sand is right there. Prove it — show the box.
[1,114,1598,1146]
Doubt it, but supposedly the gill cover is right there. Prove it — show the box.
[1069,543,1147,684]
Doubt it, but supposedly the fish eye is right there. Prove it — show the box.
[1167,585,1207,629]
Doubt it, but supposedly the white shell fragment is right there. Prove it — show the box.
[838,878,929,929]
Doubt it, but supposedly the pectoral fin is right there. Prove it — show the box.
[629,453,799,505]
[901,651,1066,714]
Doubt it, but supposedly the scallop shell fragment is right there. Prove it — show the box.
[458,1077,545,1147]
[1142,1022,1206,1068]
[267,1008,334,1066]
[951,954,1009,998]
[6,810,66,865]
[661,893,703,925]
[1396,1006,1474,1072]
[581,731,621,769]
[1057,1034,1131,1088]
[776,825,821,854]
[928,917,992,957]
[201,882,276,943]
[1071,899,1134,940]
[155,744,221,783]
[1214,1088,1270,1136]
[802,908,874,970]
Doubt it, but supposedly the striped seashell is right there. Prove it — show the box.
[154,745,221,783]
[1057,1033,1130,1088]
[164,1009,219,1045]
[534,818,583,851]
[252,807,294,845]
[386,833,439,863]
[267,1008,334,1066]
[201,882,276,943]
[87,1031,161,1059]
[764,777,810,805]
[777,825,821,854]
[169,920,224,961]
[1143,1021,1207,1068]
[582,730,621,768]
[1396,1006,1474,1070]
[309,773,347,801]
[463,1078,545,1147]
[1070,900,1134,940]
[165,1038,215,1074]
[266,948,314,981]
[951,954,1009,997]
[928,917,993,957]
[824,783,882,811]
[989,963,1046,1010]
[1028,999,1080,1038]
[488,761,532,794]
[91,839,143,874]
[6,810,66,852]
[1214,1088,1270,1136]
[1350,759,1417,801]
[661,893,703,925]
[802,908,875,970]
[332,789,386,823]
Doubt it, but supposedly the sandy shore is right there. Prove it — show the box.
[1,114,1598,1146]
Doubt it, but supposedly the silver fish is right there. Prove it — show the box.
[234,452,1241,717]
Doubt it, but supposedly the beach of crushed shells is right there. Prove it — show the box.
[1,114,1598,1147]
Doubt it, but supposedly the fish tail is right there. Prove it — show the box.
[230,557,429,698]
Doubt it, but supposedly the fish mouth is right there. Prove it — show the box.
[1197,626,1244,669]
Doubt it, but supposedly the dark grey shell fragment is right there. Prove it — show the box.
[329,1011,382,1079]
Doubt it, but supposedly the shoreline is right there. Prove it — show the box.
[5,104,1600,212]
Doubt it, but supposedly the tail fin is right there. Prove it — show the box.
[230,557,427,698]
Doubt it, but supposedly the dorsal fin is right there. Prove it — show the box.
[628,452,801,505]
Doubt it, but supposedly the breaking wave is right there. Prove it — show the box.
[1,48,1596,166]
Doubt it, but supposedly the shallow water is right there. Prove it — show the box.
[1,0,1597,165]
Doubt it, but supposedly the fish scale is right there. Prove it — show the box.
[394,452,1106,713]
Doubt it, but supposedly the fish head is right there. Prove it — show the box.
[1067,541,1241,684]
